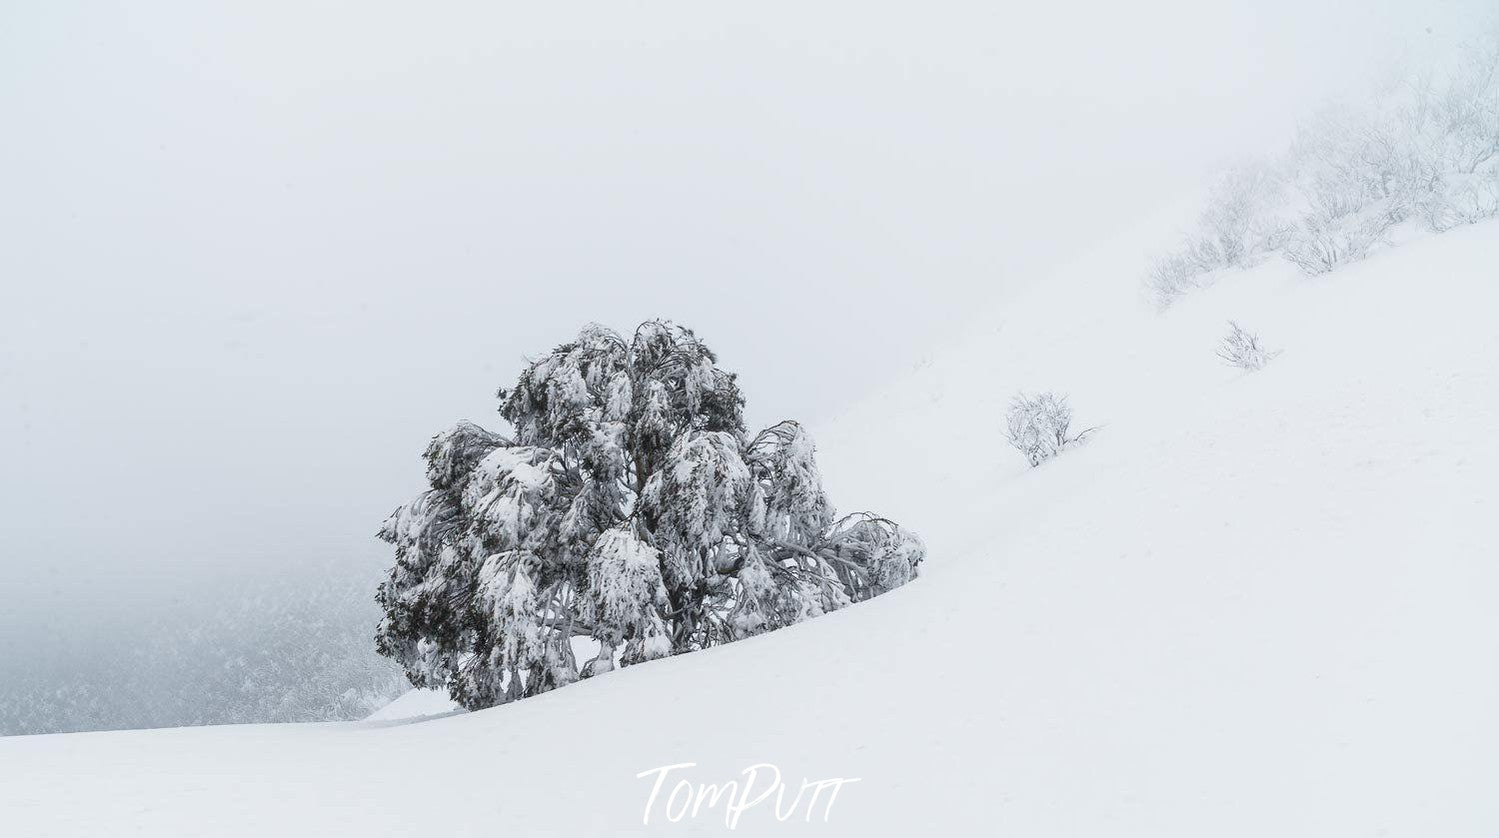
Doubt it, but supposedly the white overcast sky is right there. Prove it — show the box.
[0,1,1485,645]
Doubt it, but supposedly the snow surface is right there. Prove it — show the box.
[362,689,461,723]
[3,222,1496,835]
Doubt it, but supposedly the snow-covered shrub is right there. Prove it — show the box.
[1216,321,1280,371]
[1281,208,1391,275]
[1005,391,1093,467]
[1145,252,1201,304]
[1147,35,1499,303]
[1419,168,1499,232]
[376,321,924,711]
[1193,163,1291,269]
[1146,162,1289,306]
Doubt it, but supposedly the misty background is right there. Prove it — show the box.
[1,1,1484,733]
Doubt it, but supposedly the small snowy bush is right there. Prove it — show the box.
[1419,169,1499,232]
[1145,252,1200,303]
[1146,162,1289,306]
[376,321,924,711]
[1005,391,1093,467]
[1216,321,1280,371]
[1281,209,1391,275]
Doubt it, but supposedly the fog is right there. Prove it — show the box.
[0,2,1481,677]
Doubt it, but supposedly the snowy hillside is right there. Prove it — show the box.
[362,688,459,723]
[4,219,1495,835]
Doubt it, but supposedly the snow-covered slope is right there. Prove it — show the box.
[362,689,460,723]
[4,223,1496,836]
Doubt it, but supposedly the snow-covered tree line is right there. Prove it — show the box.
[0,565,405,736]
[376,321,924,710]
[1148,34,1499,305]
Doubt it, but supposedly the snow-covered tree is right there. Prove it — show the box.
[1216,321,1280,371]
[1005,391,1093,467]
[376,321,924,710]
